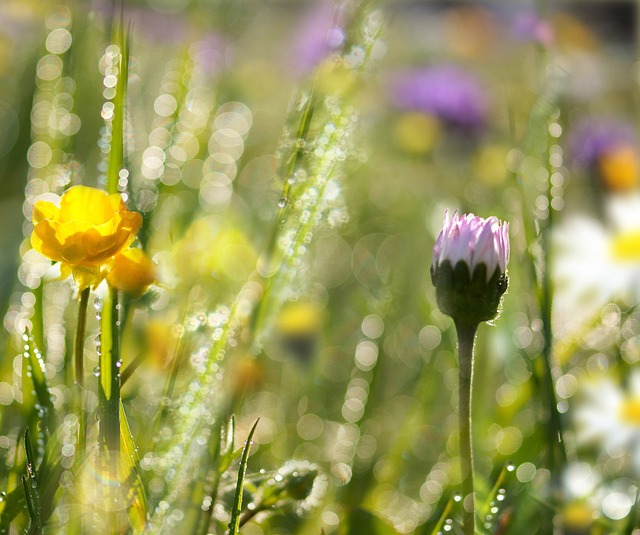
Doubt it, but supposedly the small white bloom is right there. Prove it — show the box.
[552,195,640,338]
[574,370,640,472]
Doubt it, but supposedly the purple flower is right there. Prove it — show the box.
[431,211,509,325]
[568,118,637,169]
[289,2,345,75]
[433,212,509,282]
[510,11,554,45]
[389,65,489,131]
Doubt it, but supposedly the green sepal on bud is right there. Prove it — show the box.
[431,260,508,326]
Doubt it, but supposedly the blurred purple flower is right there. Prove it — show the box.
[190,34,227,75]
[389,65,490,131]
[510,11,554,46]
[289,2,345,74]
[568,118,637,168]
[92,0,188,44]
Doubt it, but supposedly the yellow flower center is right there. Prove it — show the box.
[619,397,640,424]
[610,231,640,262]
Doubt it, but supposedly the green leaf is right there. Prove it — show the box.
[119,402,148,532]
[0,485,26,531]
[227,419,259,535]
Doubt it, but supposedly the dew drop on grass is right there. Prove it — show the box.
[506,461,515,472]
[278,197,288,209]
[93,367,100,377]
[453,492,462,502]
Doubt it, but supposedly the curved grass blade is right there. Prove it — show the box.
[120,402,149,532]
[23,329,56,434]
[227,419,259,535]
[23,428,42,534]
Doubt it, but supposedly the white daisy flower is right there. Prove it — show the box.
[574,371,640,471]
[552,194,640,339]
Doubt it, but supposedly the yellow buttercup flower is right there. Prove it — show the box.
[106,248,156,296]
[31,185,142,289]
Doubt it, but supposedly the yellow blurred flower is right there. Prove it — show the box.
[31,185,142,289]
[598,146,639,192]
[393,113,440,155]
[106,248,156,297]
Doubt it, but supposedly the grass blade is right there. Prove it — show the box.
[23,330,56,434]
[120,402,149,532]
[23,428,42,533]
[227,419,259,535]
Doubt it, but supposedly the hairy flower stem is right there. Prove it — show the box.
[456,321,478,535]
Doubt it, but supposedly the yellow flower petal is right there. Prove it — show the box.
[58,186,121,225]
[106,248,156,296]
[30,185,143,286]
[32,201,59,224]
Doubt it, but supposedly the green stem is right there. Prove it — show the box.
[74,287,90,455]
[455,321,478,535]
[98,288,122,533]
[70,287,90,535]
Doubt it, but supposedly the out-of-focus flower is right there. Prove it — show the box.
[276,301,324,364]
[392,113,440,155]
[389,65,489,131]
[431,211,509,325]
[568,118,638,192]
[229,357,263,401]
[106,248,156,297]
[510,11,554,46]
[31,185,142,290]
[171,216,257,289]
[598,146,639,192]
[575,371,640,472]
[553,195,640,338]
[289,2,345,75]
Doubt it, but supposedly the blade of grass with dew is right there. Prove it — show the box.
[227,419,259,535]
[251,4,385,346]
[198,416,238,535]
[22,428,42,534]
[22,330,56,439]
[99,21,129,522]
[105,16,129,196]
[145,4,384,531]
[513,66,569,476]
[119,402,149,533]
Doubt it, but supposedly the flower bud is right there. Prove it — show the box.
[431,211,509,326]
[106,248,156,297]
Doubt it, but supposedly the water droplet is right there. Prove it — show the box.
[506,462,515,472]
[453,492,462,502]
[93,367,100,377]
[278,197,288,209]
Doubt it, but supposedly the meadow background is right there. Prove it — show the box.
[0,0,639,533]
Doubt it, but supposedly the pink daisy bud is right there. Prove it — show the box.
[431,211,509,326]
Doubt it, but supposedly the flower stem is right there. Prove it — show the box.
[455,321,478,535]
[69,287,90,535]
[74,287,90,455]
